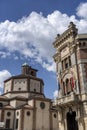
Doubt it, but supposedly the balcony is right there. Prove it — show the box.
[56,92,80,106]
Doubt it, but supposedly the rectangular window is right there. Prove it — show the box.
[69,56,71,66]
[6,119,10,128]
[16,119,19,129]
[65,63,68,68]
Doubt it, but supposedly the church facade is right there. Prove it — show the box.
[0,63,58,130]
[53,22,87,130]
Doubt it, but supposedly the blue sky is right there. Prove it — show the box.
[0,0,87,99]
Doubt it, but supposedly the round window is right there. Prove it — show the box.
[40,102,45,109]
[7,112,11,117]
[27,111,30,116]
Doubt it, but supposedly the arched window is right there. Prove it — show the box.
[63,82,66,95]
[66,78,69,94]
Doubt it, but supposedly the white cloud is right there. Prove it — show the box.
[43,62,56,72]
[76,2,87,19]
[53,90,58,99]
[0,70,11,89]
[0,91,1,95]
[0,2,87,72]
[0,51,11,58]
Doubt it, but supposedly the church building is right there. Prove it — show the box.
[0,63,58,130]
[53,22,87,130]
[1,22,87,130]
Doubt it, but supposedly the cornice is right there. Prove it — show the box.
[4,74,44,85]
[53,22,78,48]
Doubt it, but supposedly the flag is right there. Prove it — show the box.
[70,77,74,89]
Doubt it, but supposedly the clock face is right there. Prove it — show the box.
[40,102,45,109]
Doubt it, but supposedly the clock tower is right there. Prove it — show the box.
[53,22,87,130]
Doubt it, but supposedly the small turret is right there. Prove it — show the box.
[68,22,76,29]
[22,63,37,77]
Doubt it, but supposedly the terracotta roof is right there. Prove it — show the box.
[0,95,9,101]
[16,103,33,109]
[10,95,28,101]
[4,105,14,109]
[0,95,8,99]
[23,104,33,109]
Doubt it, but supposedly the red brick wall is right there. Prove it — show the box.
[77,49,87,60]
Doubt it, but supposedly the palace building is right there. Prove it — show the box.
[0,63,58,130]
[53,22,87,130]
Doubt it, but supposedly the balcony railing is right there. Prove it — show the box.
[54,92,80,106]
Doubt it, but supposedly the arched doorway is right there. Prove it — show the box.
[66,108,78,130]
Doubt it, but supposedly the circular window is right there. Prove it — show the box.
[27,111,30,116]
[40,102,45,109]
[18,88,21,91]
[7,112,11,117]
